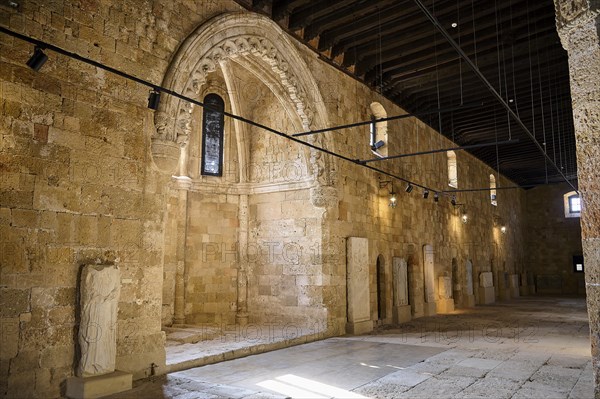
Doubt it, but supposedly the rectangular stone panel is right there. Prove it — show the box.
[346,237,370,323]
[479,272,493,288]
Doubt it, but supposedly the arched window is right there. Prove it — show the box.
[369,102,388,157]
[563,190,581,218]
[201,93,225,176]
[447,150,458,188]
[490,174,497,206]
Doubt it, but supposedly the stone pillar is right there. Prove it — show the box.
[553,1,600,394]
[67,264,132,399]
[173,177,191,325]
[346,237,372,335]
[236,194,250,326]
[392,257,411,323]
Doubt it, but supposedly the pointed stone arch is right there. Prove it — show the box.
[150,11,333,185]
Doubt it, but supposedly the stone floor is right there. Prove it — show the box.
[105,297,594,398]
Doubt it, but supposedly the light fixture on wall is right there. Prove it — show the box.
[405,183,413,193]
[423,189,429,199]
[148,90,161,110]
[461,209,468,224]
[26,46,48,71]
[500,225,507,234]
[379,178,397,208]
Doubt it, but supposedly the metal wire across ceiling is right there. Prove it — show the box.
[236,0,578,188]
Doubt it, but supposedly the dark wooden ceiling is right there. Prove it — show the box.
[235,0,578,188]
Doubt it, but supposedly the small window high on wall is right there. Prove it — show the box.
[490,174,497,206]
[563,191,581,218]
[201,94,225,176]
[369,102,388,157]
[447,150,458,188]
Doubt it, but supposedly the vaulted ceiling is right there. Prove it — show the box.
[235,0,577,188]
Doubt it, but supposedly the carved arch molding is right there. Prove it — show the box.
[151,12,333,185]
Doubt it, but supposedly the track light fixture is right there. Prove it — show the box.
[148,90,161,110]
[405,184,413,193]
[434,192,439,202]
[26,46,48,71]
[423,189,429,199]
[371,140,385,151]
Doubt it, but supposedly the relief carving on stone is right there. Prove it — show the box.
[77,264,121,377]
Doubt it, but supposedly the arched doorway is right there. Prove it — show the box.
[452,258,461,307]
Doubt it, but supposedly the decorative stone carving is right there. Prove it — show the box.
[465,260,474,295]
[77,264,120,377]
[553,0,590,29]
[480,271,494,288]
[392,258,408,306]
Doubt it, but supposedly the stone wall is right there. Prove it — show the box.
[0,0,584,397]
[525,183,584,294]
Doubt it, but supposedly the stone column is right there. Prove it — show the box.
[553,1,600,394]
[173,177,191,325]
[236,194,250,326]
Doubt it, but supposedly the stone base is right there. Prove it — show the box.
[66,371,132,399]
[479,286,495,304]
[424,302,437,316]
[346,320,373,335]
[436,298,455,314]
[519,285,529,296]
[464,294,475,308]
[393,305,412,323]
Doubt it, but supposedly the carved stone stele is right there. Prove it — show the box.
[77,264,121,377]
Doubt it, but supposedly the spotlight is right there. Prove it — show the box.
[26,47,48,71]
[451,195,456,206]
[389,192,397,208]
[405,184,413,193]
[500,226,507,234]
[461,212,468,224]
[434,192,439,202]
[423,190,429,199]
[148,90,161,110]
[371,140,385,151]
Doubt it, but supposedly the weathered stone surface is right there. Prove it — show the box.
[392,257,408,306]
[346,237,370,325]
[78,264,121,377]
[480,272,494,288]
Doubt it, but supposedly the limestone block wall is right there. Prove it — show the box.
[524,183,584,294]
[0,1,244,397]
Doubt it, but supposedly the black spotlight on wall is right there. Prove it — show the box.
[26,46,48,71]
[405,184,413,193]
[148,90,161,110]
[434,192,439,202]
[423,189,429,199]
[451,195,457,206]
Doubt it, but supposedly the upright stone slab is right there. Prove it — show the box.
[423,245,437,316]
[436,276,454,313]
[509,274,520,298]
[464,260,476,307]
[67,264,132,399]
[520,272,530,296]
[346,238,372,334]
[392,257,411,323]
[479,272,495,304]
[499,272,511,301]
